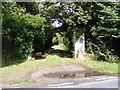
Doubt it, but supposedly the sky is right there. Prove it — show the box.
[52,20,62,28]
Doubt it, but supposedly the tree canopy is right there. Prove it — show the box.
[2,2,120,66]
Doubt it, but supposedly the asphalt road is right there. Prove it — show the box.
[1,76,119,88]
[46,76,119,88]
[71,78,118,88]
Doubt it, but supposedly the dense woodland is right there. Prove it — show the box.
[2,2,120,66]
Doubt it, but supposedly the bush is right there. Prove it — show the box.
[2,3,47,65]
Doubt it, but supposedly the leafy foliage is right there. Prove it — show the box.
[2,2,47,66]
[2,2,120,66]
[85,2,120,61]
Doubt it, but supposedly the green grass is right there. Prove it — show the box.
[63,58,118,73]
[0,55,62,84]
[5,78,34,85]
[44,53,118,74]
[1,50,118,84]
[42,47,119,74]
[0,60,42,84]
[51,44,69,51]
[44,55,118,73]
[44,55,62,66]
[0,60,42,77]
[81,60,118,73]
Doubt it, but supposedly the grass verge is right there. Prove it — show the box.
[0,60,42,84]
[1,55,62,84]
[81,60,118,73]
[44,55,61,66]
[1,52,118,84]
[64,58,118,73]
[45,55,118,74]
[5,78,34,85]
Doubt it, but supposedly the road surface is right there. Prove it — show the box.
[46,76,119,88]
[1,76,119,88]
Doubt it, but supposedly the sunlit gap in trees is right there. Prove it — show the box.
[38,2,73,28]
[52,19,62,28]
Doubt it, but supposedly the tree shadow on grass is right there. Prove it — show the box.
[2,56,44,67]
[34,56,45,60]
[2,47,71,67]
[2,58,26,67]
[48,48,72,58]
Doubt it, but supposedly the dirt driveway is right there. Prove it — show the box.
[24,63,108,86]
[1,62,115,88]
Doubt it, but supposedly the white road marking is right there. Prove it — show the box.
[96,77,117,81]
[48,82,74,87]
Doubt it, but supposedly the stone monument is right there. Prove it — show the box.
[75,33,85,60]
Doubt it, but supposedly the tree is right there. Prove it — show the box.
[39,2,120,61]
[85,2,120,61]
[2,2,120,66]
[2,2,47,66]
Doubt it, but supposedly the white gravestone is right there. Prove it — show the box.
[75,34,85,60]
